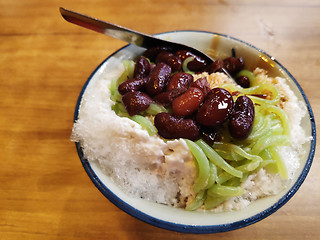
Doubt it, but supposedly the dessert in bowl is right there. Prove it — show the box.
[71,30,316,233]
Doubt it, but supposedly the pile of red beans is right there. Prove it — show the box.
[118,47,255,143]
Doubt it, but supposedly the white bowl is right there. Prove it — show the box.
[74,31,316,233]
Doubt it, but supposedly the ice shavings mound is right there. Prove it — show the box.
[71,65,195,207]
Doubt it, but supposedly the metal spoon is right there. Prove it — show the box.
[59,7,232,77]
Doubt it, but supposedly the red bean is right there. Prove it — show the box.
[174,50,207,71]
[190,77,211,96]
[200,126,221,145]
[155,51,171,63]
[154,112,200,140]
[149,62,156,72]
[122,91,153,116]
[134,56,151,78]
[156,51,182,72]
[228,95,255,140]
[174,50,192,61]
[172,87,204,116]
[166,72,193,91]
[235,75,250,88]
[146,63,171,96]
[142,46,172,62]
[118,77,148,95]
[203,59,224,74]
[223,57,245,75]
[153,89,186,106]
[196,88,234,126]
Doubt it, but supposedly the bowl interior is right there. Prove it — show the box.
[76,31,316,233]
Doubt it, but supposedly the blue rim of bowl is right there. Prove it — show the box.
[73,30,316,234]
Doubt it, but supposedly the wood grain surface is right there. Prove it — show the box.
[1,0,319,239]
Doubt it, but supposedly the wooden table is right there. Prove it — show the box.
[1,0,319,239]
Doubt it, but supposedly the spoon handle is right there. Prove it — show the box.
[59,7,213,62]
[60,7,234,80]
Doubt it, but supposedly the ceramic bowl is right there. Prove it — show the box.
[74,30,316,233]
